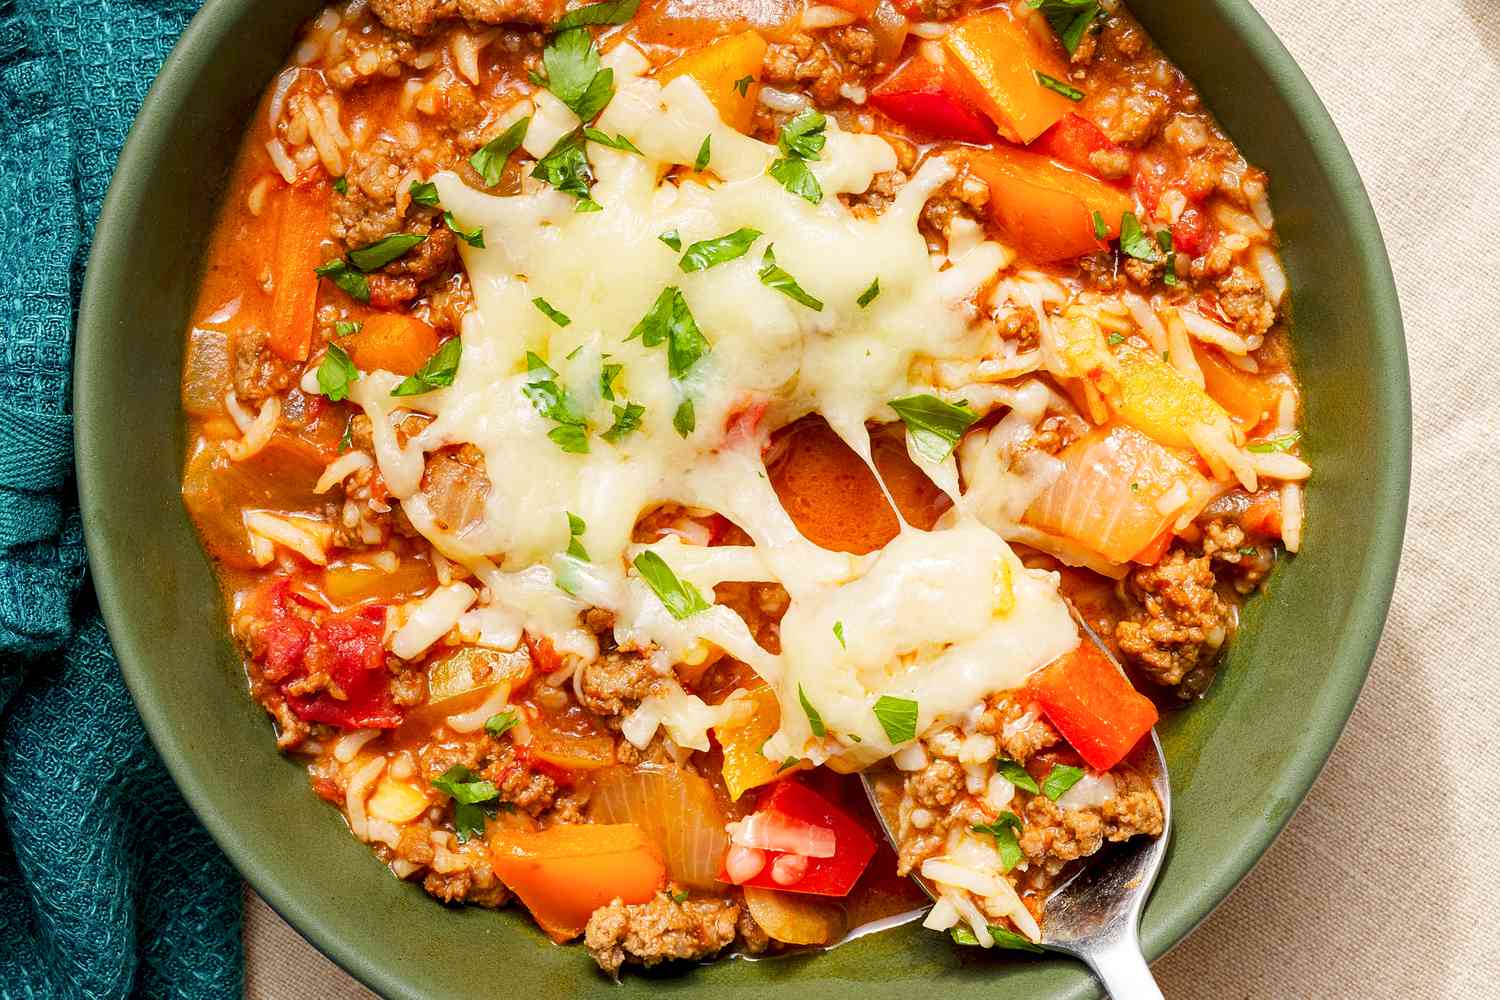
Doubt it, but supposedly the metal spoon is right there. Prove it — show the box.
[860,614,1171,999]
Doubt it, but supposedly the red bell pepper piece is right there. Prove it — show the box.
[869,57,997,145]
[1030,113,1127,180]
[1171,207,1208,256]
[719,777,877,896]
[1028,641,1158,771]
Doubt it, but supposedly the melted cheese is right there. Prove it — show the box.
[353,52,1078,760]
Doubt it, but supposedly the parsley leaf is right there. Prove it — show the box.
[694,134,712,172]
[888,394,979,462]
[1028,0,1102,56]
[1157,228,1178,286]
[532,130,595,203]
[409,180,440,207]
[1118,211,1162,263]
[658,230,682,251]
[582,126,643,154]
[1042,763,1085,801]
[602,401,645,443]
[798,683,827,737]
[733,75,753,97]
[348,233,426,271]
[679,227,761,272]
[565,511,590,560]
[857,277,880,308]
[1247,430,1302,453]
[1092,210,1107,241]
[972,811,1025,871]
[485,711,520,737]
[432,764,498,805]
[768,156,822,204]
[995,758,1041,795]
[338,417,354,452]
[1107,332,1125,345]
[757,245,823,310]
[548,425,589,453]
[333,175,348,195]
[552,0,641,31]
[950,924,1045,953]
[873,695,919,744]
[777,109,827,160]
[599,360,622,399]
[672,397,695,437]
[316,344,359,402]
[633,550,710,619]
[521,351,590,450]
[315,259,371,303]
[1034,70,1084,101]
[627,287,709,380]
[391,337,463,396]
[532,296,571,326]
[833,620,846,649]
[542,28,615,121]
[777,756,801,773]
[334,320,361,337]
[470,117,530,187]
[671,889,690,904]
[444,211,485,248]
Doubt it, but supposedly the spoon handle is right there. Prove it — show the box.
[1079,931,1163,1000]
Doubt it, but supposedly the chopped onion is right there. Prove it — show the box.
[801,4,856,28]
[729,810,837,859]
[1055,771,1117,810]
[743,885,846,945]
[591,764,729,889]
[759,86,809,113]
[893,742,929,771]
[922,895,961,931]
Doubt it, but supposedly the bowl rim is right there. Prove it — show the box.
[74,0,1411,996]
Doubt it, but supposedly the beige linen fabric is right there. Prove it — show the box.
[244,0,1500,995]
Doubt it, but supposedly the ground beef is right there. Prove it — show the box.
[481,742,561,815]
[577,648,658,717]
[976,698,1059,764]
[422,866,511,907]
[367,217,460,307]
[909,758,963,809]
[368,0,564,36]
[585,892,740,976]
[420,445,490,533]
[1115,545,1234,691]
[231,328,297,400]
[1215,265,1277,337]
[324,20,418,90]
[1017,771,1164,874]
[1102,84,1173,147]
[919,164,990,249]
[762,32,852,107]
[332,139,415,248]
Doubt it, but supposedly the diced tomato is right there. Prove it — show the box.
[284,605,402,730]
[869,57,997,144]
[524,632,562,676]
[1172,207,1208,256]
[1028,641,1158,771]
[1030,113,1127,180]
[720,777,876,896]
[1132,157,1169,216]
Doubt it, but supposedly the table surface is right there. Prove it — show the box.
[245,0,1500,995]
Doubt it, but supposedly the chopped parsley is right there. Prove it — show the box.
[633,550,710,619]
[391,337,463,396]
[873,695,918,744]
[798,683,827,738]
[334,320,361,337]
[602,401,645,443]
[409,180,440,207]
[565,511,590,561]
[532,130,596,205]
[599,360,623,400]
[332,175,348,195]
[484,711,520,738]
[671,889,690,904]
[432,764,499,843]
[679,227,761,272]
[552,0,641,31]
[733,75,753,97]
[470,117,531,187]
[777,109,827,160]
[315,259,370,303]
[583,126,643,155]
[995,758,1040,795]
[972,811,1024,871]
[673,398,695,437]
[1107,332,1125,345]
[1118,211,1162,263]
[1041,763,1086,801]
[756,245,823,311]
[337,417,354,452]
[857,277,881,308]
[348,232,426,271]
[777,756,801,773]
[887,394,980,462]
[768,157,822,204]
[1028,0,1102,56]
[1239,545,1259,557]
[694,134,712,172]
[532,296,571,327]
[833,620,846,649]
[950,924,1045,953]
[315,344,359,402]
[1157,228,1178,286]
[521,352,590,452]
[444,211,485,248]
[540,27,615,121]
[658,230,682,252]
[1247,430,1301,453]
[1034,70,1084,101]
[627,286,709,380]
[1092,210,1108,241]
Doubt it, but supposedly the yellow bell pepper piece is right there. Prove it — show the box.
[1108,343,1235,451]
[656,30,768,135]
[714,684,782,800]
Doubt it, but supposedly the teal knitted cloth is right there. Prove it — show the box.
[0,0,243,997]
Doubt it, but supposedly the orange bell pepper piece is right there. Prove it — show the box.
[714,684,783,801]
[962,146,1133,262]
[1191,341,1282,432]
[340,312,439,376]
[1028,641,1158,771]
[488,823,666,941]
[941,2,1075,144]
[268,182,330,362]
[656,30,768,134]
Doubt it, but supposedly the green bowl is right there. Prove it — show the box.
[74,1,1410,996]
